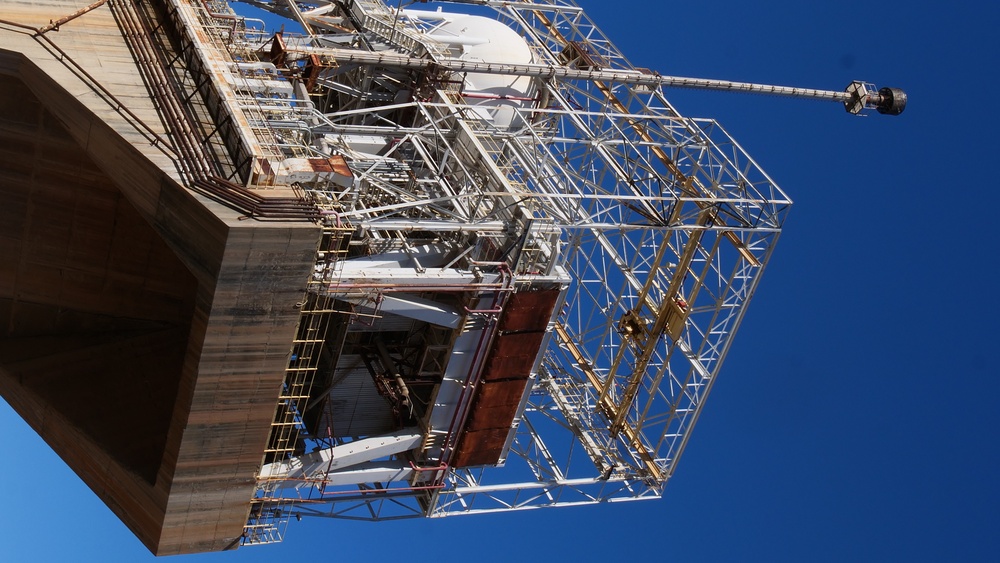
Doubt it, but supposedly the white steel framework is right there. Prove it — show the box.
[147,0,800,545]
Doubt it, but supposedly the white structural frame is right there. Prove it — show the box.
[152,0,791,544]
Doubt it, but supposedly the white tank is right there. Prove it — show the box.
[407,9,534,129]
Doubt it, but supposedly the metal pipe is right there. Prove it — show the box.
[37,0,110,34]
[322,282,510,292]
[195,0,239,38]
[409,461,448,472]
[0,17,37,32]
[319,483,444,496]
[111,0,213,182]
[278,44,905,113]
[464,305,504,314]
[454,91,540,102]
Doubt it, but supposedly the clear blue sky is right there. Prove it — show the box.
[3,1,999,561]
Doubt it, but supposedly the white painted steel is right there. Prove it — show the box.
[165,0,799,537]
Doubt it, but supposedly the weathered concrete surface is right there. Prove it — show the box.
[0,1,319,554]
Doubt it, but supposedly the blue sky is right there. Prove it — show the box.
[3,1,999,561]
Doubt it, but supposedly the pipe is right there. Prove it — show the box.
[37,0,110,34]
[110,0,214,182]
[464,305,504,314]
[276,43,905,114]
[195,0,239,38]
[456,92,540,102]
[0,16,177,157]
[322,282,510,292]
[319,483,444,496]
[409,461,449,472]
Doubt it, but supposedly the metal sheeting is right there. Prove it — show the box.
[480,332,546,382]
[498,290,560,333]
[316,354,395,438]
[313,308,421,438]
[452,288,560,467]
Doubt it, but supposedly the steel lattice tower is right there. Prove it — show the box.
[0,0,904,553]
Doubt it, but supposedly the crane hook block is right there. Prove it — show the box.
[844,81,907,116]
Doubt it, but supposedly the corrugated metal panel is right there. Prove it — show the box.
[451,428,510,467]
[462,379,529,432]
[317,354,396,438]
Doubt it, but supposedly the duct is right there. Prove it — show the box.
[323,134,392,155]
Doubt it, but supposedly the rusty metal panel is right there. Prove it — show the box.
[498,288,560,333]
[480,331,544,382]
[474,378,528,411]
[463,401,522,432]
[450,288,560,467]
[452,428,511,467]
[305,156,352,174]
[453,378,528,461]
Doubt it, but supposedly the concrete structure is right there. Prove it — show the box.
[0,1,319,554]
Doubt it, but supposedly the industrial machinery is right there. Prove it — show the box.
[223,0,903,544]
[0,0,904,553]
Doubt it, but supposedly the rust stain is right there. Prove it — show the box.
[480,332,543,382]
[307,157,333,172]
[452,428,511,467]
[451,288,561,467]
[498,288,560,333]
[329,154,352,177]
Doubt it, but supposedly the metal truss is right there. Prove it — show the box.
[165,0,791,539]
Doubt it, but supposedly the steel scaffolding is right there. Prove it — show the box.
[150,0,796,544]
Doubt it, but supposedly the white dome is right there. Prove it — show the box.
[408,10,534,128]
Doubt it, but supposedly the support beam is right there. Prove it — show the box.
[336,293,463,328]
[258,428,423,483]
[552,323,663,481]
[317,461,414,487]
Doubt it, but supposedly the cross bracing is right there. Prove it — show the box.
[150,0,790,543]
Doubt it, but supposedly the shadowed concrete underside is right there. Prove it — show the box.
[0,4,320,554]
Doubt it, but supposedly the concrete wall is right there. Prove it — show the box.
[0,3,320,554]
